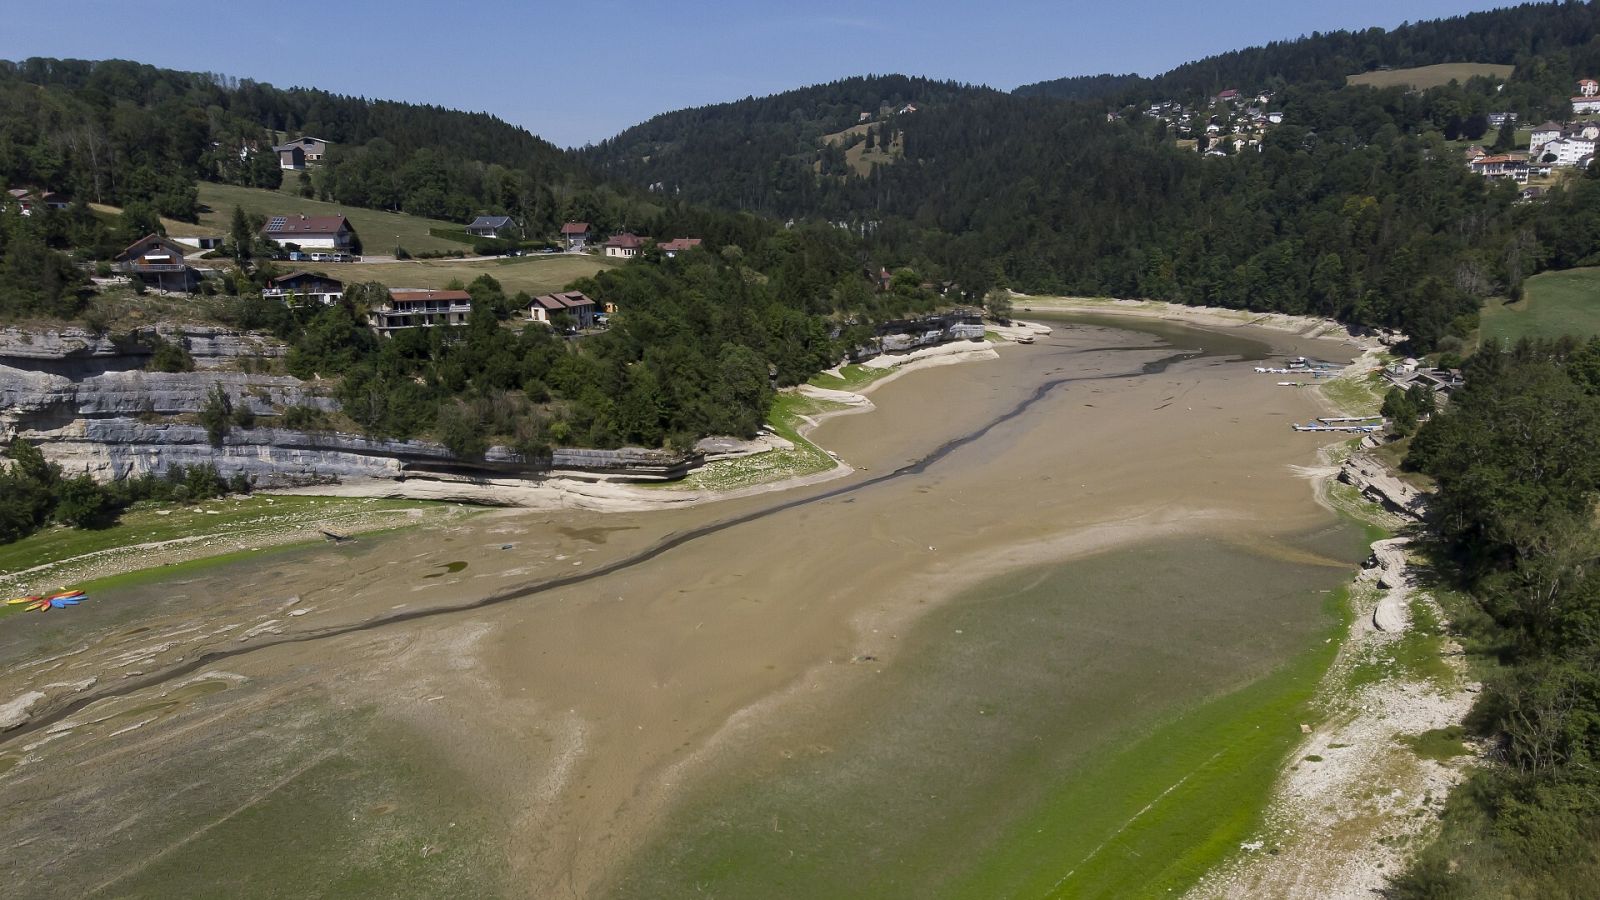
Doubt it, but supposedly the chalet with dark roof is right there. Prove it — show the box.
[466,215,519,239]
[263,271,344,306]
[115,234,198,292]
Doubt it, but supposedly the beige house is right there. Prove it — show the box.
[528,291,596,330]
[602,233,646,259]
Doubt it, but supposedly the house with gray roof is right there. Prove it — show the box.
[466,215,520,239]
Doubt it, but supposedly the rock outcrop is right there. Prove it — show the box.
[1338,451,1426,520]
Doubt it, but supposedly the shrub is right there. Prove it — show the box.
[279,404,329,431]
[198,385,233,447]
[53,475,115,528]
[147,336,195,373]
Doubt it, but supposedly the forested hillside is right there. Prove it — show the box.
[0,58,597,230]
[1018,0,1600,105]
[580,75,993,213]
[580,1,1600,351]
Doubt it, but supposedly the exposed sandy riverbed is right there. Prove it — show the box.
[0,314,1371,898]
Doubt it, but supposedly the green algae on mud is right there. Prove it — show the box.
[605,528,1368,899]
[21,701,507,900]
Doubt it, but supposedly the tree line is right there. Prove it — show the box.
[1390,337,1600,898]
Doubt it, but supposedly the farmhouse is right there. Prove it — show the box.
[261,214,357,251]
[263,271,344,306]
[602,232,646,259]
[274,136,331,170]
[528,291,596,330]
[560,221,591,250]
[657,237,703,257]
[466,215,519,239]
[173,234,224,251]
[4,188,68,215]
[369,289,473,335]
[114,234,198,292]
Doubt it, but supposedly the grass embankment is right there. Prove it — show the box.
[0,495,448,598]
[1347,591,1457,689]
[1320,368,1387,418]
[805,363,892,392]
[655,392,844,493]
[1346,63,1514,90]
[194,182,465,254]
[1479,267,1600,346]
[308,254,615,294]
[655,365,899,493]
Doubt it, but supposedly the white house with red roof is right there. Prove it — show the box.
[260,214,356,251]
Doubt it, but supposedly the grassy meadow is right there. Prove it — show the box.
[1346,63,1514,90]
[308,253,616,294]
[1479,267,1600,346]
[195,182,467,254]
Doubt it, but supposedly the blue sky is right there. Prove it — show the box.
[2,0,1516,147]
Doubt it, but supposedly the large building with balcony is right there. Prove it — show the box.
[369,289,473,335]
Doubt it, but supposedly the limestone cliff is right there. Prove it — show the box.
[1,325,696,486]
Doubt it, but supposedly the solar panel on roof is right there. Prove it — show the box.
[266,216,287,232]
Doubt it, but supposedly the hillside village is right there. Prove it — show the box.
[6,133,719,341]
[1465,78,1600,190]
[1132,88,1286,155]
